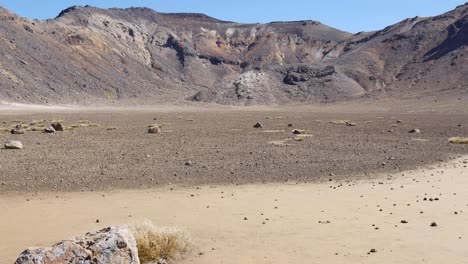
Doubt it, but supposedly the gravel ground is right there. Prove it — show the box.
[0,104,467,193]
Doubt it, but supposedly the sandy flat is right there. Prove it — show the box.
[1,156,467,263]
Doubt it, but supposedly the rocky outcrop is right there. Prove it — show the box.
[15,227,140,264]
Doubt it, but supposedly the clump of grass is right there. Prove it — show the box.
[63,126,77,131]
[106,126,117,131]
[104,90,115,101]
[328,120,350,125]
[0,127,10,132]
[88,123,100,128]
[128,220,191,264]
[30,119,46,125]
[449,137,468,144]
[78,119,90,124]
[69,124,81,128]
[30,127,45,132]
[294,136,305,142]
[50,119,64,123]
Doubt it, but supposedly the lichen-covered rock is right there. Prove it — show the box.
[15,227,140,264]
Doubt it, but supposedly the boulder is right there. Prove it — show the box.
[44,125,56,133]
[253,122,264,128]
[148,125,161,134]
[10,125,25,135]
[15,227,140,264]
[292,129,306,134]
[5,140,23,149]
[51,123,64,131]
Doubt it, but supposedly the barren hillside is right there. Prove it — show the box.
[0,4,466,105]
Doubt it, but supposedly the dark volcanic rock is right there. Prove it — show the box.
[51,123,64,131]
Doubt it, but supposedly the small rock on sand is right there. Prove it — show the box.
[51,123,64,131]
[253,122,264,128]
[148,125,161,134]
[292,129,305,134]
[409,128,421,134]
[10,125,25,135]
[4,140,23,149]
[44,126,56,133]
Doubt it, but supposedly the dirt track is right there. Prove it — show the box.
[0,101,467,193]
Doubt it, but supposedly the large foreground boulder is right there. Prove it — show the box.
[15,227,140,264]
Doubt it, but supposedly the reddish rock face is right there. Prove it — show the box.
[0,4,466,105]
[15,227,140,264]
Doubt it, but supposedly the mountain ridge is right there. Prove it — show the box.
[0,4,466,105]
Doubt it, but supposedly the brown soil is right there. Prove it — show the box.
[0,100,467,193]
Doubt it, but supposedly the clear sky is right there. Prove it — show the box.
[0,0,465,33]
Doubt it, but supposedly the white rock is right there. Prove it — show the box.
[5,140,23,149]
[15,227,140,264]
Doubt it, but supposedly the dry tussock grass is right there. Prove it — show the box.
[128,220,191,264]
[449,137,468,144]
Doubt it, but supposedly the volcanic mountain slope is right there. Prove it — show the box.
[0,4,466,105]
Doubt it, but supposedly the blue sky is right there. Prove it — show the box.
[0,0,465,32]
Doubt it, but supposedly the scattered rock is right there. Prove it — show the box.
[287,124,293,127]
[14,227,139,264]
[10,125,25,135]
[401,220,408,224]
[292,129,305,134]
[51,123,64,131]
[148,125,161,134]
[4,140,23,149]
[253,122,264,128]
[185,161,193,166]
[345,122,357,127]
[369,248,377,253]
[409,129,421,134]
[44,126,56,133]
[430,222,437,227]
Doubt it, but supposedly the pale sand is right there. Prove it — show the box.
[1,157,467,264]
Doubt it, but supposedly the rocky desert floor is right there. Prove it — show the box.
[0,98,467,263]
